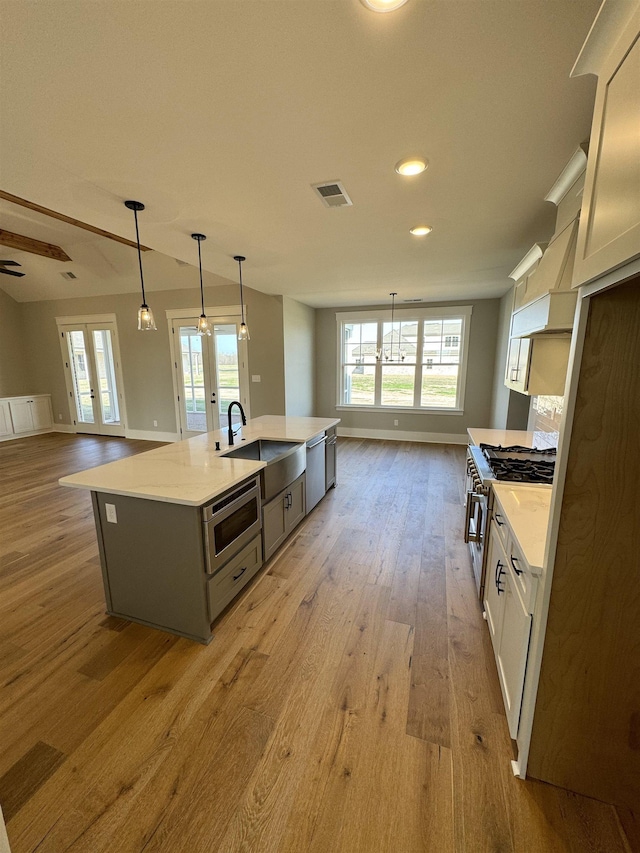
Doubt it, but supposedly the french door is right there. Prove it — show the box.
[170,317,248,439]
[58,320,126,436]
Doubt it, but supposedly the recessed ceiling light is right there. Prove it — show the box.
[395,157,428,176]
[360,0,409,12]
[410,225,433,236]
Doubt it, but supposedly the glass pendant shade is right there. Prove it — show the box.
[138,303,157,331]
[197,314,212,336]
[234,255,250,342]
[125,200,157,332]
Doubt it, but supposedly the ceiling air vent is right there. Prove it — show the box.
[60,271,78,280]
[403,298,423,303]
[312,181,353,208]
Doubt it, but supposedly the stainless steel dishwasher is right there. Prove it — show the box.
[305,433,326,513]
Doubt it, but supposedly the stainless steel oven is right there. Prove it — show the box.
[465,448,491,597]
[202,476,262,575]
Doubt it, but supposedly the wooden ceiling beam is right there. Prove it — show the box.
[0,190,152,251]
[0,229,72,262]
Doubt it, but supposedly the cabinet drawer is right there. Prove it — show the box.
[491,507,508,550]
[207,534,263,623]
[508,538,537,614]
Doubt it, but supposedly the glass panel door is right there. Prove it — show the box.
[60,321,126,436]
[66,329,97,427]
[91,328,121,425]
[174,321,219,438]
[171,317,248,440]
[213,323,240,419]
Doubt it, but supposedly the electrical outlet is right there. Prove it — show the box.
[105,503,118,524]
[153,420,158,427]
[58,413,63,421]
[394,419,399,427]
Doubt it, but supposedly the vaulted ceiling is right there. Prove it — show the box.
[0,0,600,306]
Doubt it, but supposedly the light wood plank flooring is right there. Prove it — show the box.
[0,433,632,853]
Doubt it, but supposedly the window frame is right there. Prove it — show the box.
[336,305,472,414]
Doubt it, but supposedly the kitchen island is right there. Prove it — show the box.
[59,415,339,643]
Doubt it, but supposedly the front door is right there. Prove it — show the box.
[171,317,247,439]
[59,322,126,436]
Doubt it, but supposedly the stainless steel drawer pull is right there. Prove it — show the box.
[510,555,523,576]
[233,566,247,582]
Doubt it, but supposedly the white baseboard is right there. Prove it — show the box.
[125,429,179,443]
[336,426,468,445]
[0,427,56,443]
[52,423,75,433]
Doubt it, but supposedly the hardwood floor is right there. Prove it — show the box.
[0,432,632,852]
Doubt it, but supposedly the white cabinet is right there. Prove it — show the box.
[504,336,570,396]
[572,6,640,287]
[1,395,53,440]
[484,514,537,739]
[262,473,306,561]
[496,567,532,738]
[0,401,13,436]
[9,396,53,433]
[484,521,508,644]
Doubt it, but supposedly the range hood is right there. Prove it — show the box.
[509,216,579,337]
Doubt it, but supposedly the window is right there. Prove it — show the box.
[337,306,471,412]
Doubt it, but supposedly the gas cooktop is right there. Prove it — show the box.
[480,443,556,484]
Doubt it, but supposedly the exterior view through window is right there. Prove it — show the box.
[339,307,471,411]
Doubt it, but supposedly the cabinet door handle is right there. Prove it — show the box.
[233,566,247,582]
[510,555,523,576]
[496,561,505,594]
[495,513,504,527]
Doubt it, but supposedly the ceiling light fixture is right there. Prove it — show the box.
[234,255,250,341]
[410,225,433,236]
[125,200,156,331]
[191,233,211,336]
[361,0,409,12]
[395,157,428,176]
[376,292,406,363]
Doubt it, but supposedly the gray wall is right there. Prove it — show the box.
[282,296,315,417]
[315,298,501,440]
[0,288,33,397]
[19,279,286,434]
[489,286,530,430]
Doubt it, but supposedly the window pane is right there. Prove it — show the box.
[214,324,240,416]
[381,364,416,407]
[381,320,417,364]
[344,322,378,365]
[92,329,120,424]
[421,365,459,407]
[67,330,94,423]
[343,365,375,405]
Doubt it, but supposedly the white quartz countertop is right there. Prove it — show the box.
[492,483,552,573]
[467,427,557,450]
[59,415,340,507]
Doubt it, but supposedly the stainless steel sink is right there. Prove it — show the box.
[223,439,306,502]
[223,439,300,463]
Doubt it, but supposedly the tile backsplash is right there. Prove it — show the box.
[529,395,564,448]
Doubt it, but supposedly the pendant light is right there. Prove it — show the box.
[377,292,405,363]
[125,200,157,331]
[234,255,250,341]
[191,233,211,336]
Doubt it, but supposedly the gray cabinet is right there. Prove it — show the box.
[262,472,306,561]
